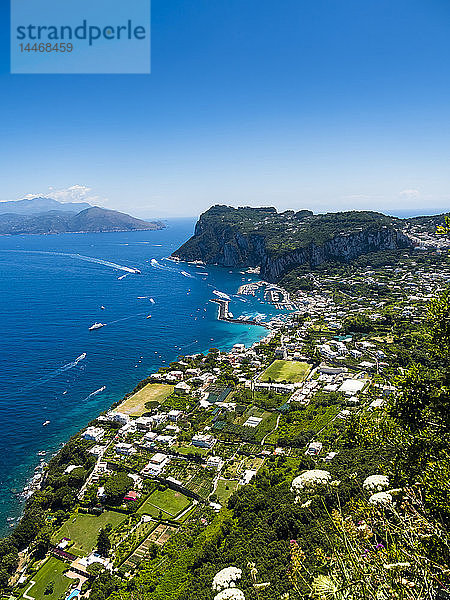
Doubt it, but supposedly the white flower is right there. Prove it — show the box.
[291,470,331,493]
[369,491,393,505]
[383,562,411,571]
[363,474,389,492]
[212,567,242,591]
[214,589,246,600]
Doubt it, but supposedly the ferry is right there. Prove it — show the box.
[89,322,106,331]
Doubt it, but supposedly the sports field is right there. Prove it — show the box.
[260,360,311,383]
[138,488,191,517]
[52,510,126,555]
[116,383,174,416]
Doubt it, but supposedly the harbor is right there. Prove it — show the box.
[210,298,268,327]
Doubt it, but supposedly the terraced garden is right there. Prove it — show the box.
[121,524,178,572]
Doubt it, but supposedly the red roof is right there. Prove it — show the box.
[124,490,138,501]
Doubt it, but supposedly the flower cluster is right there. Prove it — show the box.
[212,567,242,591]
[213,590,246,600]
[363,474,389,492]
[291,470,331,493]
[369,491,393,506]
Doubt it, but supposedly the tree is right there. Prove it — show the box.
[87,563,104,576]
[34,528,51,559]
[103,472,133,504]
[393,292,450,433]
[44,581,54,595]
[96,528,111,557]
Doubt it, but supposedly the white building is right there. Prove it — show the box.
[168,409,184,421]
[174,381,191,395]
[135,416,154,430]
[306,442,323,456]
[114,442,136,456]
[142,452,170,476]
[192,434,216,448]
[88,445,106,456]
[107,411,130,425]
[82,426,105,442]
[338,379,366,396]
[206,456,223,470]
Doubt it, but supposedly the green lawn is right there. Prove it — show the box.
[116,383,174,416]
[138,488,191,517]
[216,480,238,504]
[260,360,311,383]
[52,510,126,555]
[20,558,71,600]
[175,444,209,456]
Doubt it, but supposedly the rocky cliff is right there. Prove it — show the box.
[172,205,412,282]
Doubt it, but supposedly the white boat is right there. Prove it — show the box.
[89,322,106,331]
[42,420,50,426]
[100,305,105,310]
[146,315,152,319]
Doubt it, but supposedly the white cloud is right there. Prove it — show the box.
[399,189,420,199]
[22,185,108,206]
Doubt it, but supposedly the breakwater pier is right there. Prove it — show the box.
[210,298,268,327]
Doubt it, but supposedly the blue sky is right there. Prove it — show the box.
[1,0,450,217]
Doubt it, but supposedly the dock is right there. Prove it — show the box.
[210,298,268,327]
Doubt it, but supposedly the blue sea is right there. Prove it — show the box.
[0,218,290,535]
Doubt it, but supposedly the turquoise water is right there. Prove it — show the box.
[0,218,288,534]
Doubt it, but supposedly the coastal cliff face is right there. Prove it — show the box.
[259,226,409,280]
[172,205,412,282]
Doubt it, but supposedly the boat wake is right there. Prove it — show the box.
[19,353,87,393]
[151,258,196,280]
[1,250,140,274]
[84,386,106,400]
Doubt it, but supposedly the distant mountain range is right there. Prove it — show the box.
[0,197,93,216]
[0,197,165,235]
